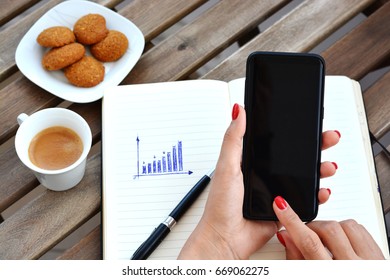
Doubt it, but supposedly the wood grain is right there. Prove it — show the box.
[121,0,290,84]
[119,0,208,42]
[364,70,390,139]
[0,152,101,259]
[322,1,390,79]
[203,0,375,81]
[0,72,62,145]
[0,0,39,26]
[375,146,390,213]
[57,225,102,260]
[0,0,63,81]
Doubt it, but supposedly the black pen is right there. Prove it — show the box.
[131,168,214,260]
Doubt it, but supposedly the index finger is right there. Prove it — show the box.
[216,104,246,173]
[322,130,340,150]
[273,196,332,260]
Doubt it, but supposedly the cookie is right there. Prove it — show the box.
[73,14,109,45]
[41,42,85,71]
[64,56,105,87]
[90,30,128,62]
[37,26,76,47]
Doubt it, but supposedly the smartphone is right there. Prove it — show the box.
[242,51,325,221]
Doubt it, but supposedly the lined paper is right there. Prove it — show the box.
[102,80,231,259]
[102,77,389,260]
[317,76,388,253]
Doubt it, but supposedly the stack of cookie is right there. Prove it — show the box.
[37,14,129,88]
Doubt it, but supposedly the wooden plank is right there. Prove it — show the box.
[203,0,374,81]
[364,70,390,139]
[122,0,290,84]
[0,0,63,81]
[322,2,390,80]
[0,72,61,145]
[0,152,101,260]
[0,101,101,213]
[363,0,390,15]
[0,0,39,26]
[57,225,102,260]
[363,70,390,213]
[119,0,208,42]
[375,146,390,213]
[0,143,37,213]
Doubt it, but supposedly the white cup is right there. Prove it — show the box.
[15,108,92,191]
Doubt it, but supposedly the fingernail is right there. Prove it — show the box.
[334,130,341,138]
[232,103,239,120]
[275,196,287,210]
[331,162,338,170]
[327,188,331,195]
[276,232,286,247]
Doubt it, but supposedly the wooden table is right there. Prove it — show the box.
[0,0,389,260]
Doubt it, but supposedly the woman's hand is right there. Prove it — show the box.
[273,196,385,259]
[178,104,340,259]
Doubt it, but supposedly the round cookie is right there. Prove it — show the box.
[64,56,105,87]
[42,42,85,71]
[37,26,76,47]
[73,14,109,45]
[90,30,128,62]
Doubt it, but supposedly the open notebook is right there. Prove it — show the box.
[102,76,389,259]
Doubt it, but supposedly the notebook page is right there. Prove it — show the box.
[102,80,231,260]
[103,76,388,260]
[319,76,388,256]
[352,80,388,244]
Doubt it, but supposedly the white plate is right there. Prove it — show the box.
[15,0,144,103]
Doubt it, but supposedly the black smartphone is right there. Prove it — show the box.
[242,51,325,221]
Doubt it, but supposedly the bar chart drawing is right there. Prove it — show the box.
[134,136,192,179]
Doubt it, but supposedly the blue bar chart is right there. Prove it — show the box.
[134,136,192,179]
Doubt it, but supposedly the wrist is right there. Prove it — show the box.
[178,219,239,260]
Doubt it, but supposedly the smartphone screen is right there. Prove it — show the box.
[242,52,325,221]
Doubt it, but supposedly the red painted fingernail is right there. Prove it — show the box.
[232,103,239,120]
[277,232,286,247]
[275,196,287,210]
[327,188,331,195]
[334,130,341,138]
[331,162,338,170]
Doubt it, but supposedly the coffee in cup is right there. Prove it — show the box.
[15,108,92,191]
[29,126,83,170]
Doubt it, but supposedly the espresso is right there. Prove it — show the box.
[28,126,83,170]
